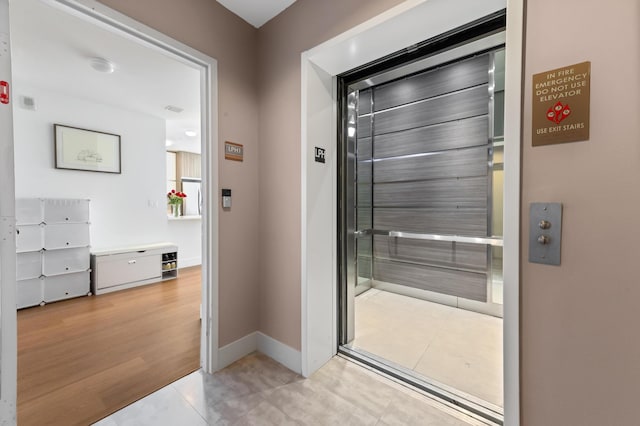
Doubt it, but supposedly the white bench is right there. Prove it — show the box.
[90,243,178,295]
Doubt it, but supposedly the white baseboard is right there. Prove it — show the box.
[257,332,302,374]
[217,332,258,370]
[216,331,302,374]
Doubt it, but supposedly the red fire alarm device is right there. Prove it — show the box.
[0,81,8,104]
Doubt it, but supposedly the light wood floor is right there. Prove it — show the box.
[18,266,201,426]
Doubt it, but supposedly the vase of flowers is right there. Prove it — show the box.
[167,189,187,217]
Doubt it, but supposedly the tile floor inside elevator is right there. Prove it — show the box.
[349,289,503,408]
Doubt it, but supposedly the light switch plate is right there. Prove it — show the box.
[529,202,562,265]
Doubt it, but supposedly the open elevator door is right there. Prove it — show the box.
[338,12,506,425]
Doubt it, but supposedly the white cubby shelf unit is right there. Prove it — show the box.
[15,198,92,309]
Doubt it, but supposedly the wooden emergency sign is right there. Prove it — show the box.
[532,61,590,146]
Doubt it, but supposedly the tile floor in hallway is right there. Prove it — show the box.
[350,289,503,408]
[93,352,492,425]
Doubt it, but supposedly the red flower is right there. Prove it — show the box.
[167,190,187,205]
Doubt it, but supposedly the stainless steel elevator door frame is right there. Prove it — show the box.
[338,28,506,425]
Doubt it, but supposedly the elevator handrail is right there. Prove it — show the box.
[388,231,503,247]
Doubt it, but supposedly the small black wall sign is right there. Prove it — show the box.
[314,147,326,163]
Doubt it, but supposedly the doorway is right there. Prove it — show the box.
[338,16,506,425]
[7,0,218,422]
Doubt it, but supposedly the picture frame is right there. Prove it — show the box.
[54,124,121,174]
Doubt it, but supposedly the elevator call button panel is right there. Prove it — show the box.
[529,202,562,265]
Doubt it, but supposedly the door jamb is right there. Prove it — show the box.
[0,3,220,420]
[44,0,220,373]
[0,0,18,420]
[301,0,523,424]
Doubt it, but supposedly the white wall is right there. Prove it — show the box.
[13,83,201,266]
[166,218,202,267]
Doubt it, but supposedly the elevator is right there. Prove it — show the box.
[338,14,506,425]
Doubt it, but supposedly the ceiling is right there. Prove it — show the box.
[10,0,202,153]
[216,0,297,28]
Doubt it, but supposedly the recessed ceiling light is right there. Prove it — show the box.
[184,130,197,137]
[89,57,115,73]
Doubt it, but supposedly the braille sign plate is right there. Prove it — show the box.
[532,61,590,146]
[225,141,243,161]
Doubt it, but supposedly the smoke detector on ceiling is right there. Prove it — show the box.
[165,105,184,113]
[89,57,115,73]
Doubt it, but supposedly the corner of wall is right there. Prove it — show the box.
[216,331,302,374]
[257,332,302,375]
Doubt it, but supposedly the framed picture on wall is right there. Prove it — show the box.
[54,124,121,174]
